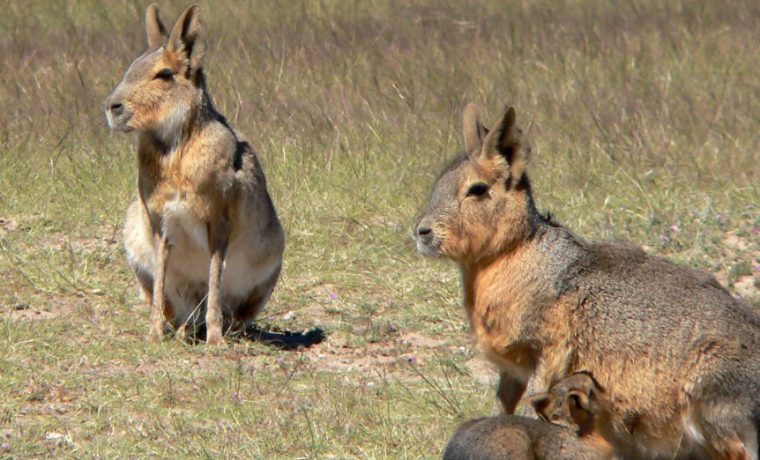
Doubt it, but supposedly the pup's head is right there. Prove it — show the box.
[529,372,603,435]
[104,4,206,142]
[414,103,533,263]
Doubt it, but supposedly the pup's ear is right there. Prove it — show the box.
[568,390,591,411]
[145,3,168,48]
[528,393,552,421]
[566,390,594,430]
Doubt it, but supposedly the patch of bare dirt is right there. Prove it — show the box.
[464,356,498,386]
[266,276,343,327]
[302,341,417,375]
[2,295,84,321]
[297,326,458,379]
[723,232,751,252]
[41,227,119,253]
[712,224,760,303]
[12,382,79,419]
[0,217,18,234]
[735,275,760,302]
[20,383,77,404]
[397,332,448,349]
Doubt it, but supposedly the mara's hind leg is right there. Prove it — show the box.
[133,267,153,306]
[233,265,281,326]
[697,400,758,460]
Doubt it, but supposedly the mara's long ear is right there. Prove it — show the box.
[528,393,552,420]
[145,4,168,48]
[166,5,205,78]
[463,103,488,154]
[480,106,529,187]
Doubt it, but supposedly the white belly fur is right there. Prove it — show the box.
[124,198,277,325]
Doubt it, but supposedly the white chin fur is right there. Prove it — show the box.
[156,103,190,145]
[105,111,133,132]
[416,239,442,257]
[105,110,115,129]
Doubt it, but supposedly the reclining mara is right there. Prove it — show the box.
[415,103,760,459]
[443,413,611,460]
[105,4,284,345]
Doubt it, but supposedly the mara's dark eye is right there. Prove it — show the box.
[467,183,489,197]
[155,68,174,80]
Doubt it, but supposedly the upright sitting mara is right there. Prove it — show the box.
[415,103,760,459]
[105,4,284,345]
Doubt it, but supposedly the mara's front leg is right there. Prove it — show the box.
[493,344,538,414]
[517,373,544,417]
[205,217,231,346]
[149,236,171,342]
[496,371,528,414]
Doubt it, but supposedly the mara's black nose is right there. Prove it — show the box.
[416,225,432,238]
[110,102,124,116]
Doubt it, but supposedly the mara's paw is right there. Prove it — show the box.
[206,330,225,346]
[147,329,163,343]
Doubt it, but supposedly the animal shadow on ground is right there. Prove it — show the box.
[187,322,327,350]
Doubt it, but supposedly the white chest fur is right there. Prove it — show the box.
[162,198,208,253]
[124,193,278,326]
[160,197,276,306]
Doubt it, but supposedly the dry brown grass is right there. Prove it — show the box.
[1,0,759,458]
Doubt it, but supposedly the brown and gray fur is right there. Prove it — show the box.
[105,4,284,345]
[415,103,760,459]
[443,414,611,460]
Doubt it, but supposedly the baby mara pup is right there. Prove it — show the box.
[529,372,614,458]
[444,373,613,460]
[443,416,609,460]
[415,103,760,459]
[105,4,284,345]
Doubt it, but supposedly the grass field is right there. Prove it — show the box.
[1,0,759,458]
